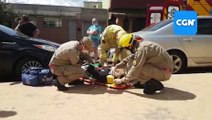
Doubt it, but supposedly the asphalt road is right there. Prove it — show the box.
[0,68,212,120]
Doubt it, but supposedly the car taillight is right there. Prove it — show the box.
[135,36,143,42]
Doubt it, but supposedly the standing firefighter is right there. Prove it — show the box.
[99,25,139,66]
[112,38,174,94]
[49,37,94,91]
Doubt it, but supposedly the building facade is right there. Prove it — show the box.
[102,0,166,32]
[84,1,102,8]
[9,3,108,43]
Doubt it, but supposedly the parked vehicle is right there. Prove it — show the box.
[146,0,212,26]
[133,16,212,73]
[0,24,60,80]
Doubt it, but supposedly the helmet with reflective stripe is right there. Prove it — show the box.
[118,34,134,48]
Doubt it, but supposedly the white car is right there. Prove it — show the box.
[133,16,212,73]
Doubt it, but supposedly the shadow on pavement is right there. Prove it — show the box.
[63,84,124,95]
[0,76,22,85]
[0,110,17,118]
[0,76,20,82]
[180,67,212,74]
[9,81,21,85]
[125,87,196,101]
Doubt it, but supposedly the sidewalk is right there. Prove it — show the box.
[0,73,212,120]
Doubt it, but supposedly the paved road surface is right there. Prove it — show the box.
[1,73,212,120]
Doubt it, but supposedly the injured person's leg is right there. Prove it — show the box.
[86,64,111,83]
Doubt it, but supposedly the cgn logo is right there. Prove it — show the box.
[174,11,197,35]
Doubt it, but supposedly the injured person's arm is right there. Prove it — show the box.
[111,54,134,78]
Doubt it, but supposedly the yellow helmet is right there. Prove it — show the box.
[118,34,133,48]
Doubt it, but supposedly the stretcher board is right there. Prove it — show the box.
[83,79,132,89]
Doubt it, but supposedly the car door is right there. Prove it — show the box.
[0,32,20,76]
[178,18,212,64]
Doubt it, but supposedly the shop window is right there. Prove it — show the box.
[132,17,146,32]
[123,17,129,31]
[108,14,117,25]
[43,18,62,28]
[150,13,161,25]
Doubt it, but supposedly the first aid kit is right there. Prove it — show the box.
[22,67,53,86]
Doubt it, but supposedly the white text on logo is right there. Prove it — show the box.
[176,19,196,26]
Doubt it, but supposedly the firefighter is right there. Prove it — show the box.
[49,37,94,91]
[99,24,137,66]
[112,37,174,94]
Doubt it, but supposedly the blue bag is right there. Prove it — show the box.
[22,67,53,86]
[39,69,54,85]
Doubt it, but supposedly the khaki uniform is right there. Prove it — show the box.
[99,25,128,64]
[49,41,94,85]
[116,41,174,83]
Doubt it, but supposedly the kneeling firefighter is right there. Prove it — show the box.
[49,37,94,91]
[112,34,174,94]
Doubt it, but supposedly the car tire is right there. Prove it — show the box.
[168,51,186,74]
[15,57,44,80]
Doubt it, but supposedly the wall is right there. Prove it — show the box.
[109,0,166,10]
[9,3,108,43]
[102,0,111,9]
[105,0,166,32]
[37,17,69,43]
[84,1,102,8]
